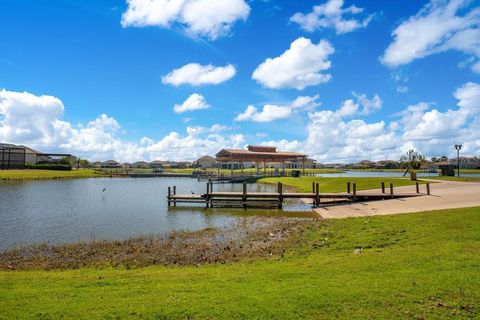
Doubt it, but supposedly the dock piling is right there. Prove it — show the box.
[205,182,210,208]
[167,186,171,207]
[242,182,247,209]
[390,183,394,198]
[347,182,351,193]
[278,182,283,209]
[426,183,430,195]
[352,183,357,202]
[315,183,320,207]
[173,186,177,206]
[416,182,419,193]
[381,182,385,194]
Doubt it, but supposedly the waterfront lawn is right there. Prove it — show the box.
[459,169,480,174]
[348,168,405,172]
[235,168,342,174]
[164,168,343,174]
[259,176,422,193]
[0,169,103,180]
[1,207,479,319]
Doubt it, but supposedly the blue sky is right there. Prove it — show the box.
[0,0,479,162]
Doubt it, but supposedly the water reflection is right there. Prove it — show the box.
[0,177,313,251]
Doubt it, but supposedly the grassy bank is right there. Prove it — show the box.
[259,176,422,193]
[1,207,478,319]
[0,169,104,181]
[349,168,405,172]
[163,168,343,174]
[458,169,480,174]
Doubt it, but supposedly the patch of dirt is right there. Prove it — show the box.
[0,217,317,271]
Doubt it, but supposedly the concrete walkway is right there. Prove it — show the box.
[313,180,480,219]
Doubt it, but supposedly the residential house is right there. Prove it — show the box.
[131,161,151,169]
[431,157,480,169]
[101,160,123,168]
[149,160,164,169]
[193,156,217,169]
[1,143,73,169]
[375,160,400,169]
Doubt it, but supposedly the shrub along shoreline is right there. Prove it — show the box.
[0,217,310,271]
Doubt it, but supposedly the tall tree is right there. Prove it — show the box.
[400,149,426,176]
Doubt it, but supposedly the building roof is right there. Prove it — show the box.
[0,143,18,148]
[19,145,43,154]
[247,145,277,152]
[376,160,398,164]
[196,155,216,162]
[102,160,121,164]
[132,161,150,166]
[0,143,42,154]
[216,147,306,162]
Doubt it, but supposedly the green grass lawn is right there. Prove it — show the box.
[259,176,422,193]
[163,168,343,174]
[459,169,480,174]
[1,206,478,319]
[348,168,406,172]
[0,169,104,181]
[234,168,343,174]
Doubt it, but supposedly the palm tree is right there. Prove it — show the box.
[400,149,426,177]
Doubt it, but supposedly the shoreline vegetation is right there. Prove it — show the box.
[0,169,105,181]
[0,168,342,181]
[0,217,310,271]
[1,167,479,181]
[0,206,478,318]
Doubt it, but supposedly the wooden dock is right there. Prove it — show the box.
[167,181,431,209]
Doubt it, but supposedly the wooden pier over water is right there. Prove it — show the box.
[167,181,431,209]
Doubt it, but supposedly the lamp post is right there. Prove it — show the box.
[454,144,462,177]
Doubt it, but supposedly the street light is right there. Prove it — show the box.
[454,144,462,177]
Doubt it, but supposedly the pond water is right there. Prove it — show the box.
[0,178,313,251]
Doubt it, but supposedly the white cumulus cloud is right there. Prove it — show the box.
[173,93,210,113]
[381,0,480,73]
[355,93,383,115]
[454,81,480,114]
[0,89,65,145]
[335,93,382,117]
[259,82,480,162]
[162,63,236,86]
[121,0,250,40]
[235,94,321,122]
[235,105,292,122]
[252,37,334,90]
[0,89,244,162]
[290,0,374,34]
[3,83,480,164]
